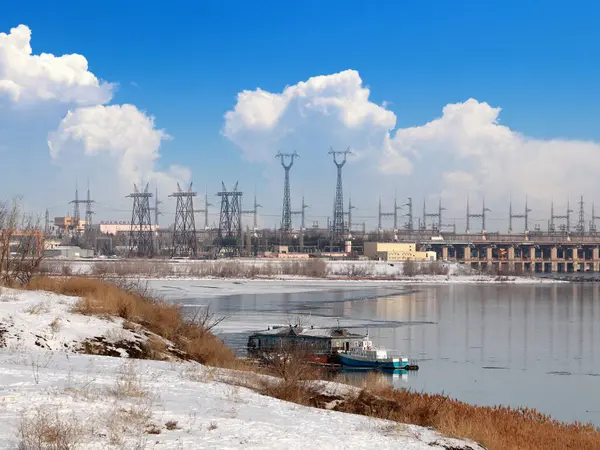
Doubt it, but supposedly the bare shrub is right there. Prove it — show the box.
[25,301,50,315]
[304,258,328,278]
[109,361,148,398]
[49,317,61,333]
[60,264,73,276]
[402,260,418,277]
[0,198,46,285]
[18,407,85,450]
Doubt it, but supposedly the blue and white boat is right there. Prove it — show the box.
[339,346,411,370]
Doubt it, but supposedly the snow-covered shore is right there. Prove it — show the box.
[0,287,483,449]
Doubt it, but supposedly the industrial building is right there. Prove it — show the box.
[364,242,436,262]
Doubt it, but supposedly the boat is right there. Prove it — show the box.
[339,345,415,370]
[247,325,368,364]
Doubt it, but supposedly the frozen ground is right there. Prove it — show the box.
[0,287,483,449]
[46,257,565,284]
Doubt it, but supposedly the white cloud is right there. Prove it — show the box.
[224,72,600,230]
[386,98,600,210]
[48,104,190,195]
[224,69,397,164]
[0,24,113,105]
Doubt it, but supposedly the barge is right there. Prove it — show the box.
[247,324,419,371]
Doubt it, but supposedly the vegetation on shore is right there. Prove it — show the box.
[20,275,600,450]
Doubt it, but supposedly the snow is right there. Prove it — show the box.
[49,258,565,284]
[0,287,483,449]
[0,287,141,353]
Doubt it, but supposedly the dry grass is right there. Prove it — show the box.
[18,407,85,450]
[332,374,600,450]
[26,276,238,368]
[23,275,600,449]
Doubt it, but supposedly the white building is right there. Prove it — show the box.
[98,221,158,235]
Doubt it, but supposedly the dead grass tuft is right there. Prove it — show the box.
[18,407,85,450]
[332,378,600,450]
[26,276,237,367]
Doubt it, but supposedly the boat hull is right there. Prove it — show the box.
[339,353,406,370]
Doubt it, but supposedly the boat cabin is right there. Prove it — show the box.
[247,325,367,355]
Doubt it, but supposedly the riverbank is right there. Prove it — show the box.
[1,277,597,449]
[42,258,568,284]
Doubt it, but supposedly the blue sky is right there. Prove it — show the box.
[1,1,599,230]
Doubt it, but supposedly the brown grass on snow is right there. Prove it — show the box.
[331,372,600,450]
[26,276,237,368]
[24,276,600,450]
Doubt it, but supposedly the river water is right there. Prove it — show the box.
[168,282,600,426]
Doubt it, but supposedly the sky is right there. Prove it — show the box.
[1,0,600,232]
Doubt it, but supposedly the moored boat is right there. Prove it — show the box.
[339,346,415,370]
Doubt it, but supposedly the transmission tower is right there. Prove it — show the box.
[82,182,95,248]
[149,185,163,228]
[195,189,213,230]
[329,147,351,243]
[217,182,243,256]
[276,151,298,233]
[378,197,394,234]
[127,183,154,257]
[292,196,310,230]
[576,196,585,235]
[404,197,414,231]
[549,200,573,234]
[466,197,490,233]
[591,203,600,233]
[69,182,85,241]
[170,182,198,258]
[292,196,310,251]
[345,196,356,233]
[509,196,531,233]
[423,198,444,231]
[242,192,262,230]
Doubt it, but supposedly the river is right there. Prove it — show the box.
[154,280,600,426]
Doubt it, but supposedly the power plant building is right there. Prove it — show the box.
[364,242,436,262]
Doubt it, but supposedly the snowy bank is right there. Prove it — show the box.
[0,287,482,449]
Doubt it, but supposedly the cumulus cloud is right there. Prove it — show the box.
[0,24,113,105]
[386,98,600,210]
[224,72,600,229]
[224,70,397,164]
[48,104,190,195]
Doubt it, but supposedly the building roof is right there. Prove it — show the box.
[251,325,366,339]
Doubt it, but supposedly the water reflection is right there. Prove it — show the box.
[201,283,600,425]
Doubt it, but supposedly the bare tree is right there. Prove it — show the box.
[0,198,45,285]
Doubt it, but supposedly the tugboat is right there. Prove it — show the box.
[339,346,413,370]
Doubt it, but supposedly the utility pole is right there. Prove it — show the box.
[44,209,50,237]
[292,196,310,251]
[242,192,262,230]
[467,197,490,233]
[577,196,585,235]
[509,196,531,233]
[345,196,356,233]
[194,189,213,230]
[550,200,573,234]
[591,203,600,233]
[150,185,163,228]
[404,197,413,232]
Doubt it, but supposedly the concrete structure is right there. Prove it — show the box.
[364,242,437,261]
[97,221,157,235]
[44,245,94,259]
[383,232,600,273]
